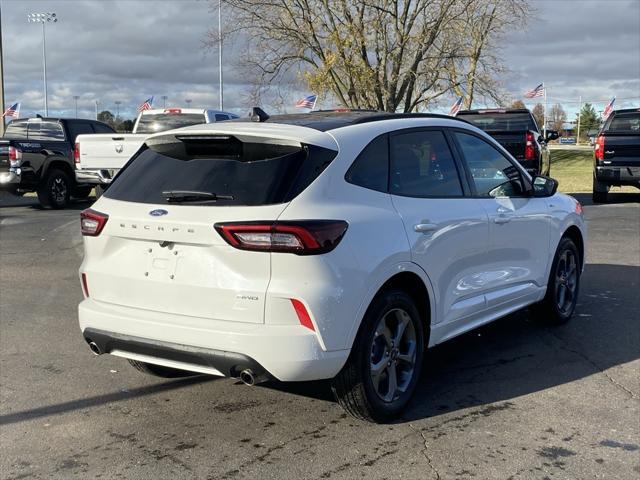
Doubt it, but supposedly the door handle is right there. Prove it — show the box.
[493,215,511,224]
[414,223,438,233]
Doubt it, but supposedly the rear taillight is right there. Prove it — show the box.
[80,209,109,236]
[8,146,22,163]
[524,132,535,161]
[291,299,315,331]
[74,142,80,164]
[214,220,348,255]
[595,134,605,161]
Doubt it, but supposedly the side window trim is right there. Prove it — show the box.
[388,127,467,199]
[449,127,532,198]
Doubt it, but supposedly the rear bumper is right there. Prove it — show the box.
[0,170,21,185]
[75,169,117,185]
[595,165,640,187]
[78,298,349,382]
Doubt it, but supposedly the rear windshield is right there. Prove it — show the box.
[457,113,536,132]
[104,136,337,206]
[3,122,28,139]
[607,112,640,134]
[135,114,207,134]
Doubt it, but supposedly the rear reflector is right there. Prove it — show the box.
[81,273,89,298]
[80,209,109,236]
[290,299,315,331]
[215,221,348,255]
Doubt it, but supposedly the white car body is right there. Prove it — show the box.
[78,113,586,391]
[74,108,238,185]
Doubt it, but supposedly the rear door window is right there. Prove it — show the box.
[215,114,230,121]
[67,121,94,142]
[105,136,337,206]
[389,130,463,197]
[456,113,536,132]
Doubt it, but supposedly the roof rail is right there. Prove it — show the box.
[353,112,473,126]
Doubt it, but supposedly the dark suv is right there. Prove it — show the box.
[0,117,115,208]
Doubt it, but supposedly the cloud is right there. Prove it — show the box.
[2,0,639,120]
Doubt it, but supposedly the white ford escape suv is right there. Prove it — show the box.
[78,111,586,422]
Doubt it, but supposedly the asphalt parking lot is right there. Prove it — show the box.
[1,192,638,480]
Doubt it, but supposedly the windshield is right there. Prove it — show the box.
[135,113,207,134]
[105,136,337,206]
[607,112,640,134]
[457,113,536,132]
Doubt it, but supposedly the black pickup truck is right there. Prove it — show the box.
[592,108,640,203]
[456,108,559,175]
[0,117,115,208]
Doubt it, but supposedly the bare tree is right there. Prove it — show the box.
[209,0,529,112]
[549,103,567,132]
[532,103,545,130]
[510,100,526,109]
[447,0,531,109]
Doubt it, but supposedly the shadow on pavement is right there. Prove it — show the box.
[0,192,95,210]
[569,191,640,206]
[267,263,640,422]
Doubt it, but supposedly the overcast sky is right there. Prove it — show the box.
[1,0,639,120]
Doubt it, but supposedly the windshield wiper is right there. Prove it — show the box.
[162,190,234,203]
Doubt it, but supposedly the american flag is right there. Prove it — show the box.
[295,95,317,109]
[603,97,615,120]
[449,96,463,116]
[2,102,20,118]
[137,96,154,113]
[524,83,545,98]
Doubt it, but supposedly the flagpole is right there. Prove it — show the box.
[312,95,318,111]
[543,82,547,139]
[576,95,582,146]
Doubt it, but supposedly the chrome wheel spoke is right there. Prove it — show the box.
[370,358,387,391]
[397,341,416,365]
[392,311,409,345]
[383,364,398,402]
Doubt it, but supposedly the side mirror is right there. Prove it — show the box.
[532,175,558,197]
[545,130,560,142]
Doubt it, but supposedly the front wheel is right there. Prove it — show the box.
[533,237,581,325]
[331,290,425,422]
[37,168,72,209]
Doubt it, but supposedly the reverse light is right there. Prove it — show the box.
[74,142,80,164]
[291,299,315,331]
[80,209,109,236]
[595,134,605,161]
[214,221,348,255]
[524,131,535,161]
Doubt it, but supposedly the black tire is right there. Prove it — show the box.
[532,237,581,325]
[127,360,198,378]
[37,168,72,209]
[95,184,107,199]
[331,289,425,422]
[73,186,93,199]
[592,174,609,203]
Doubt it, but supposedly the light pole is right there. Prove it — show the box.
[114,101,121,120]
[161,95,168,108]
[185,98,192,107]
[27,12,57,116]
[95,100,99,120]
[73,95,79,117]
[218,0,223,110]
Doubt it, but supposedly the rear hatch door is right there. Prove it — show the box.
[84,125,338,324]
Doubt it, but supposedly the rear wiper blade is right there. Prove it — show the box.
[162,190,234,203]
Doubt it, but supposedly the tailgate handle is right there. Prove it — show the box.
[112,137,125,141]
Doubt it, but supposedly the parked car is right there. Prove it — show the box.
[456,108,558,175]
[75,108,239,196]
[78,110,586,422]
[0,117,116,208]
[593,108,640,203]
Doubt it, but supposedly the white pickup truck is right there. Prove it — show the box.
[74,108,238,194]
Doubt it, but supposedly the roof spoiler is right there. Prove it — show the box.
[249,107,270,123]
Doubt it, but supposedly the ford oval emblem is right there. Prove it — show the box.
[149,209,168,217]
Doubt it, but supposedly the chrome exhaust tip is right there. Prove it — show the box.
[239,369,256,386]
[88,341,101,355]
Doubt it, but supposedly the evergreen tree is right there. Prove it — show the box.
[576,103,601,140]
